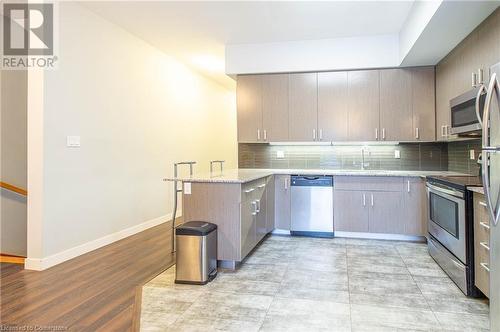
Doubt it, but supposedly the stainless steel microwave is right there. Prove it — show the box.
[450,87,486,135]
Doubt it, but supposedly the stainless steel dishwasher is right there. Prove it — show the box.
[290,175,334,238]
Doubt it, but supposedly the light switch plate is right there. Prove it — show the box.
[184,182,191,195]
[470,149,475,160]
[276,150,285,159]
[67,136,81,147]
[394,150,401,159]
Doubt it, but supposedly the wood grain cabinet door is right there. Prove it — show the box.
[402,177,427,236]
[368,191,404,234]
[411,67,436,142]
[237,75,262,143]
[265,176,275,233]
[347,70,380,141]
[240,186,257,259]
[262,74,289,142]
[289,73,318,141]
[255,182,268,243]
[380,69,412,141]
[274,175,291,230]
[318,71,349,141]
[333,190,369,232]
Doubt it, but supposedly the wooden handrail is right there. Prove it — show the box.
[0,181,27,196]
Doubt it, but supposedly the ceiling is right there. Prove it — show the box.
[81,1,415,89]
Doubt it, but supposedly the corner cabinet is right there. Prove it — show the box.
[237,75,262,143]
[237,74,289,143]
[237,67,435,143]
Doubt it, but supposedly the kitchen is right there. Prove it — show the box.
[154,3,500,331]
[1,1,500,331]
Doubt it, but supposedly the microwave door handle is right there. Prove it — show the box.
[482,73,500,226]
[476,84,487,127]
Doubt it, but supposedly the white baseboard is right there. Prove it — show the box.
[25,212,179,271]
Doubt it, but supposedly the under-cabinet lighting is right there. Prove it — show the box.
[268,141,400,146]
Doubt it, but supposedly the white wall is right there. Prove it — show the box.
[225,34,399,75]
[26,3,237,268]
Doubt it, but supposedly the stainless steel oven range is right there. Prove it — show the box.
[426,176,482,297]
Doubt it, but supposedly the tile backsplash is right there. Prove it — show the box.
[239,143,449,171]
[447,140,482,175]
[239,140,482,174]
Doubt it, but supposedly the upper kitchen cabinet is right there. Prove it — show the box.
[262,74,289,142]
[237,75,262,143]
[411,67,436,141]
[289,73,318,141]
[318,71,349,141]
[380,69,412,141]
[347,70,380,141]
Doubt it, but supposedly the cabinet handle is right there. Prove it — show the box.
[244,188,255,193]
[446,125,450,136]
[313,129,316,140]
[479,201,487,207]
[480,221,490,230]
[363,193,366,207]
[251,201,257,215]
[319,129,323,141]
[480,262,490,272]
[371,194,374,207]
[255,199,260,213]
[382,128,386,140]
[263,130,267,141]
[284,178,288,190]
[375,128,379,140]
[257,184,266,188]
[480,242,490,251]
[415,127,420,139]
[257,129,261,140]
[407,180,411,193]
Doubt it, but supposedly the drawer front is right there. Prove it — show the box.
[334,176,404,192]
[473,192,490,297]
[475,241,490,297]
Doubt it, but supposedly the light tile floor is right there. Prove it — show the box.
[140,236,490,332]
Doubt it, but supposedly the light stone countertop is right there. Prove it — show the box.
[468,186,485,194]
[164,168,469,184]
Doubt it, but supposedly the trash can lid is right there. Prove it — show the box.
[175,221,217,236]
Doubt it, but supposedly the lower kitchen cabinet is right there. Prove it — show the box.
[182,176,274,265]
[368,191,404,234]
[333,190,368,232]
[241,187,257,259]
[403,177,427,236]
[474,192,490,297]
[274,175,291,230]
[333,176,426,236]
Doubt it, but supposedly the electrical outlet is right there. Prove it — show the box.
[470,149,475,160]
[276,150,285,159]
[394,150,401,159]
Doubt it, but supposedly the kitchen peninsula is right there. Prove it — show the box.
[166,168,466,269]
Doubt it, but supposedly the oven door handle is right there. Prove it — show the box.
[426,183,464,199]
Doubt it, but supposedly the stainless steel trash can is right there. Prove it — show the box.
[175,221,217,285]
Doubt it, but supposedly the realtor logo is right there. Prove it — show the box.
[2,2,57,69]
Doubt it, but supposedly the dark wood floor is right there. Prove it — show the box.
[0,221,175,331]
